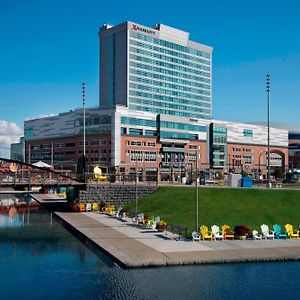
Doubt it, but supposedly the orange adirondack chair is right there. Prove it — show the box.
[222,224,235,240]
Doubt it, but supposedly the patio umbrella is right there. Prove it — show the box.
[32,161,53,169]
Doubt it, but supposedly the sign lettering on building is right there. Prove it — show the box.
[131,24,156,36]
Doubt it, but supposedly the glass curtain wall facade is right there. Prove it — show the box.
[210,124,227,168]
[128,31,212,120]
[99,22,213,120]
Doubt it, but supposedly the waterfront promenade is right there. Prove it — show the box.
[54,211,300,268]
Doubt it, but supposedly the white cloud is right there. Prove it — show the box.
[0,120,22,158]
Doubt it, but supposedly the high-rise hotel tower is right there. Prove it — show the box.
[99,22,212,120]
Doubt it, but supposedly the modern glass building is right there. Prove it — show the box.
[99,22,212,120]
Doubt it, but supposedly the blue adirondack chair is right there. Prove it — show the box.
[273,224,287,239]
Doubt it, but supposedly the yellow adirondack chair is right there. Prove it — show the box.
[92,202,99,211]
[200,225,213,240]
[285,224,299,238]
[222,224,235,240]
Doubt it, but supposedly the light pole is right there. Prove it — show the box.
[135,158,138,217]
[266,74,271,188]
[82,82,86,157]
[258,150,265,186]
[195,146,200,231]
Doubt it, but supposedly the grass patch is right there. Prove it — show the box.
[125,187,300,235]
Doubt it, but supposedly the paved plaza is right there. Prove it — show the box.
[55,211,300,268]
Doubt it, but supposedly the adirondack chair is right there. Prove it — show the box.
[200,225,213,240]
[222,224,234,240]
[192,231,200,241]
[285,224,299,238]
[151,216,160,230]
[252,230,262,240]
[86,202,92,212]
[273,224,287,239]
[92,202,99,211]
[211,225,224,240]
[261,224,275,239]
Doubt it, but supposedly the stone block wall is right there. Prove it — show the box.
[78,184,157,205]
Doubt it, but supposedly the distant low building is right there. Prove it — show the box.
[10,137,25,162]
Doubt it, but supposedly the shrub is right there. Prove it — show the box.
[233,225,251,237]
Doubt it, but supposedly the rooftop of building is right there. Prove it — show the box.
[99,21,213,53]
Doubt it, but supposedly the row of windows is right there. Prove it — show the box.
[76,116,111,126]
[160,121,206,133]
[128,150,159,162]
[160,131,199,141]
[213,126,227,134]
[129,68,210,89]
[129,46,211,72]
[129,75,209,96]
[129,39,211,66]
[130,90,210,108]
[129,31,211,59]
[129,104,210,120]
[121,127,157,137]
[232,155,253,159]
[232,147,252,152]
[76,127,111,135]
[121,116,156,128]
[129,83,210,100]
[126,141,156,147]
[129,54,210,78]
[30,140,109,150]
[129,97,210,114]
[130,61,211,83]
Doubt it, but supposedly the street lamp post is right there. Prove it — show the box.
[82,82,86,157]
[195,146,200,232]
[135,158,138,218]
[266,74,271,188]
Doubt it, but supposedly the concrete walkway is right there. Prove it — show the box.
[54,211,300,268]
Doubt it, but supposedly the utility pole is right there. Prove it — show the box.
[266,74,271,188]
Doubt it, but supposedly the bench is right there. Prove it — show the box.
[170,224,187,240]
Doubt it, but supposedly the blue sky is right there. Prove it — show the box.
[1,0,300,149]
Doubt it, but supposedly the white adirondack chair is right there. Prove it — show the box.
[252,230,262,240]
[211,225,224,240]
[261,224,275,239]
[86,202,92,212]
[151,216,160,230]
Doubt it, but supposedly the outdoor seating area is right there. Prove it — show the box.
[71,202,300,243]
[190,223,300,241]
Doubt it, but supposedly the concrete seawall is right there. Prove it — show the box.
[53,211,300,268]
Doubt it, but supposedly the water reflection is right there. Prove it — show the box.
[0,194,40,228]
[0,195,299,300]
